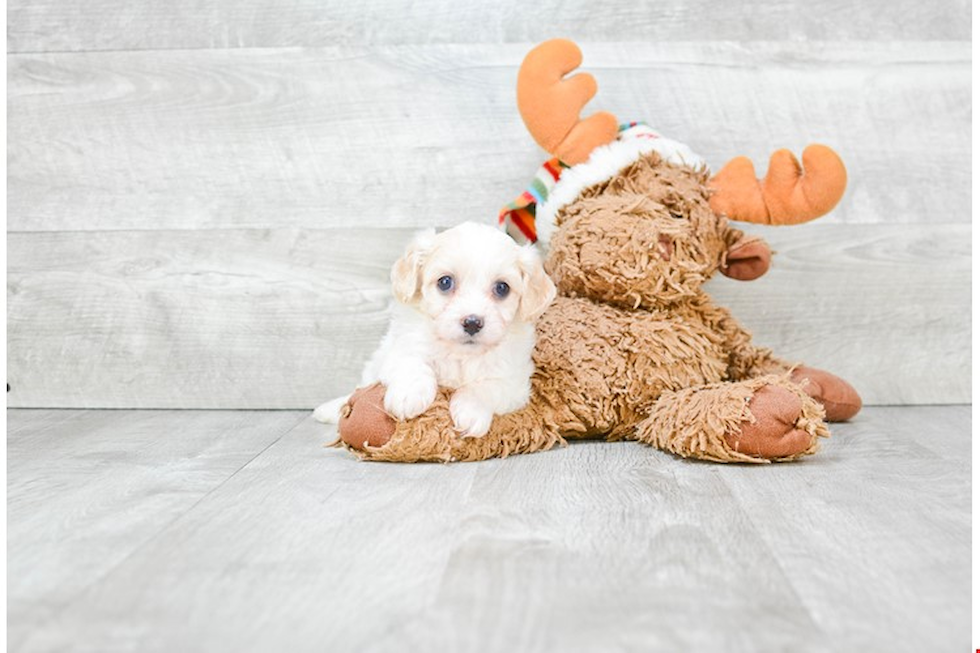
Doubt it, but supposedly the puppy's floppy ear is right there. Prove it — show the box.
[391,228,436,304]
[517,245,557,321]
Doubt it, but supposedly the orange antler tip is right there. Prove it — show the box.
[709,144,847,225]
[517,39,619,165]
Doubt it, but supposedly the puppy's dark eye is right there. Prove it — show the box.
[437,275,454,292]
[492,281,510,299]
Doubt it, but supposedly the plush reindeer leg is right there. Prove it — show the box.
[789,366,862,422]
[722,340,863,423]
[705,298,862,423]
[722,359,861,423]
[633,375,830,463]
[333,383,567,463]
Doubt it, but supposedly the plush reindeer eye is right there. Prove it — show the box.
[437,275,454,292]
[492,281,510,299]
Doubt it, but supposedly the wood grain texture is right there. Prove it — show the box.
[7,228,407,408]
[11,413,481,653]
[703,221,972,406]
[6,408,306,653]
[6,223,970,409]
[7,0,970,53]
[5,408,85,437]
[6,406,970,653]
[7,42,970,232]
[383,443,824,652]
[723,404,971,653]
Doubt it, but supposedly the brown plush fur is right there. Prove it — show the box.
[336,152,859,463]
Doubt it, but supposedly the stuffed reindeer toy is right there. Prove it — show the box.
[331,39,861,463]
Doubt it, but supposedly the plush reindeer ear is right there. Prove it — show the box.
[517,245,557,320]
[390,229,436,303]
[721,237,771,281]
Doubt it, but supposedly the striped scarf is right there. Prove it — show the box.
[498,157,567,244]
[499,122,652,244]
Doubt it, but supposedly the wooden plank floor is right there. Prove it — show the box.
[7,406,970,652]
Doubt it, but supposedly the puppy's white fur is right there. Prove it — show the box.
[313,222,556,437]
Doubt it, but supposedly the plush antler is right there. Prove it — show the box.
[516,39,619,165]
[709,145,847,225]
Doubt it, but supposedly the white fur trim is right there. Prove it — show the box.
[535,133,705,247]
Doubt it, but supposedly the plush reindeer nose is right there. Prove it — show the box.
[461,315,484,335]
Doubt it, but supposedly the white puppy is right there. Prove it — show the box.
[313,222,556,437]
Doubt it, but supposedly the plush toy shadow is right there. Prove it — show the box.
[333,39,860,463]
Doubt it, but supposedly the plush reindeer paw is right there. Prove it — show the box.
[790,366,862,422]
[725,385,815,459]
[336,383,396,450]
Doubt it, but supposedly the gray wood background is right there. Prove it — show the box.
[7,1,971,408]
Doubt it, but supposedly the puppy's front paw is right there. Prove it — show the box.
[383,377,437,420]
[450,391,494,438]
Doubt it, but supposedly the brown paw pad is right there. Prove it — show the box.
[338,383,396,450]
[726,385,812,459]
[790,366,862,422]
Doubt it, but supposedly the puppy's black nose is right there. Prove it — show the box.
[461,314,484,336]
